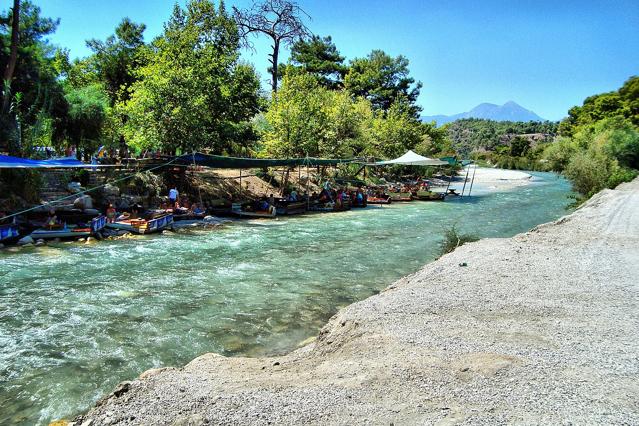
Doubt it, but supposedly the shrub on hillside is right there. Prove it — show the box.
[540,137,578,172]
[564,150,614,197]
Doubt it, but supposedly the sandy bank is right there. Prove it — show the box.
[465,166,532,182]
[76,179,639,425]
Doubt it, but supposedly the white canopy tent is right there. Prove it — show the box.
[371,150,449,166]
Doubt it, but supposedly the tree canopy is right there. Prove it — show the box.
[289,35,346,89]
[559,76,639,136]
[0,0,67,154]
[120,0,262,154]
[344,50,422,115]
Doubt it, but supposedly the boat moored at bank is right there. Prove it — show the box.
[106,213,174,234]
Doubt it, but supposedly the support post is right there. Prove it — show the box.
[460,164,470,197]
[445,167,452,194]
[306,160,310,210]
[239,168,242,200]
[468,163,477,197]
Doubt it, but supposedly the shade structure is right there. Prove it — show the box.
[0,155,95,168]
[371,150,449,166]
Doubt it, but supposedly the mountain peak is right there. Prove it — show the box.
[422,101,545,126]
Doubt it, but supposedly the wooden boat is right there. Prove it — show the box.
[275,200,307,215]
[414,190,446,201]
[106,214,173,234]
[388,192,413,202]
[0,223,20,243]
[232,208,276,218]
[30,215,107,240]
[308,199,351,213]
[367,196,392,205]
[232,203,276,218]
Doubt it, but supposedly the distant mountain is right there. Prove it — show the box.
[422,101,545,125]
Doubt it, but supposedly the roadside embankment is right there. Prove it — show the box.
[76,178,639,425]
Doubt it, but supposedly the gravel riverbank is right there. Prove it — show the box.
[76,178,639,425]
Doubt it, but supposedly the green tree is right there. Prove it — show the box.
[344,50,422,115]
[414,122,454,157]
[2,0,19,112]
[64,83,110,153]
[86,18,146,104]
[262,72,374,158]
[541,136,577,171]
[369,96,424,158]
[262,72,329,158]
[510,136,531,157]
[121,0,262,154]
[85,18,147,152]
[561,116,638,197]
[289,35,346,89]
[558,76,639,136]
[594,117,639,169]
[0,1,67,153]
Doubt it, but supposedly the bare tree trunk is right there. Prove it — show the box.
[270,38,280,93]
[3,0,20,113]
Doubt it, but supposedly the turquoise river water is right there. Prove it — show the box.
[0,172,572,425]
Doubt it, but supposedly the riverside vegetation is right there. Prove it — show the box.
[446,77,639,203]
[0,0,637,203]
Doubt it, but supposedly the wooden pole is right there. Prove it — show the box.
[460,164,470,198]
[306,160,310,210]
[239,168,242,200]
[444,167,452,194]
[468,163,477,197]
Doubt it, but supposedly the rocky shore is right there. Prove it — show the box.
[75,179,639,425]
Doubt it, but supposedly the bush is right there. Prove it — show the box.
[607,167,638,189]
[439,226,479,256]
[596,117,639,169]
[540,136,577,172]
[564,150,613,197]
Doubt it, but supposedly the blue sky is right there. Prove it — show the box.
[32,0,639,120]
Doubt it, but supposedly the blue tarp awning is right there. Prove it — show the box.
[0,155,94,168]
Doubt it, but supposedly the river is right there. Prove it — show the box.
[0,172,572,425]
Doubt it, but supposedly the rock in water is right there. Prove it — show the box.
[17,235,34,246]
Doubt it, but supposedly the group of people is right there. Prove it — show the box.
[103,186,206,224]
[315,187,366,207]
[388,180,431,194]
[106,204,143,223]
[165,187,205,215]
